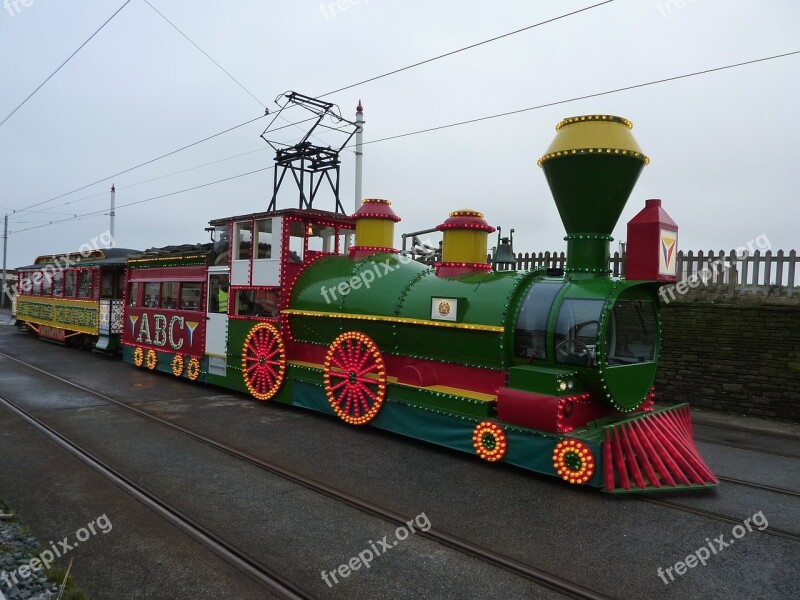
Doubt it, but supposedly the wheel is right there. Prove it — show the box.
[186,357,201,381]
[171,354,184,377]
[241,323,286,400]
[145,349,157,370]
[473,421,508,462]
[133,347,144,367]
[323,331,386,425]
[552,439,595,484]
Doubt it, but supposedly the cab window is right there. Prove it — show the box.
[554,299,603,367]
[514,282,563,361]
[607,301,657,365]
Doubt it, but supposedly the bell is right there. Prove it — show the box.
[493,227,517,270]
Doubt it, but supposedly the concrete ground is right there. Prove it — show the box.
[0,319,798,599]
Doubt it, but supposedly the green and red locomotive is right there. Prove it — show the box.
[19,114,717,493]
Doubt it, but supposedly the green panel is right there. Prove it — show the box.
[541,154,645,236]
[507,365,580,396]
[601,362,658,410]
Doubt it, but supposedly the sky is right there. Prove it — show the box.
[0,0,798,269]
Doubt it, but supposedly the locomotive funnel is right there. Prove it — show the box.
[538,115,649,276]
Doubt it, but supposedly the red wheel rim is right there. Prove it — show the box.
[242,323,286,401]
[323,331,386,425]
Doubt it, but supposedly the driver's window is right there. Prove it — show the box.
[554,299,603,367]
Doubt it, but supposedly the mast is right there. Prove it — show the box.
[354,99,364,213]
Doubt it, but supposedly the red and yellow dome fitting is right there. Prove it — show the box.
[350,198,401,259]
[435,209,495,277]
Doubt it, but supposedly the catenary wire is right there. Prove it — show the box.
[7,1,613,218]
[0,1,132,129]
[9,50,798,236]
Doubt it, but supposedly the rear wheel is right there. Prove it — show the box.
[241,323,286,400]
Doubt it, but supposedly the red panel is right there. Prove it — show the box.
[288,340,505,396]
[625,198,678,282]
[127,266,207,282]
[121,307,206,358]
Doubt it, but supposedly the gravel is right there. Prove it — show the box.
[0,501,63,600]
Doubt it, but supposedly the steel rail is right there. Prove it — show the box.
[0,393,312,600]
[0,350,614,600]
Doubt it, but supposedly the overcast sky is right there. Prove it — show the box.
[1,0,798,269]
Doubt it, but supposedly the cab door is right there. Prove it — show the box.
[206,267,229,374]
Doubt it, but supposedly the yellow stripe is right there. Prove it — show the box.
[282,309,504,333]
[17,316,97,335]
[287,360,496,403]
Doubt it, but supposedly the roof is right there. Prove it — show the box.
[128,243,213,261]
[18,248,139,270]
[209,207,355,227]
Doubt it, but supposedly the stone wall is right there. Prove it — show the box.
[655,298,800,421]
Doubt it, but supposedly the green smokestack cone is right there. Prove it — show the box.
[538,115,649,276]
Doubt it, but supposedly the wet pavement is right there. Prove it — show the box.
[0,321,798,599]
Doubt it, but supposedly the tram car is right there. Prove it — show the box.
[117,114,717,493]
[13,247,137,352]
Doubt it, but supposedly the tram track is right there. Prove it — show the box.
[695,437,800,460]
[637,496,800,542]
[0,350,614,600]
[0,393,312,600]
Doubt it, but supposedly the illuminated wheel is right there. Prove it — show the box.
[553,439,595,484]
[186,357,201,381]
[473,421,508,462]
[145,349,157,370]
[171,354,184,377]
[133,347,144,367]
[242,323,286,400]
[323,331,386,425]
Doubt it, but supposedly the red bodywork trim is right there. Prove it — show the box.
[288,340,504,396]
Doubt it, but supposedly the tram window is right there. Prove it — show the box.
[235,221,252,261]
[180,283,201,310]
[160,281,179,309]
[41,271,52,296]
[607,301,657,365]
[255,219,272,259]
[52,270,63,297]
[288,221,305,262]
[144,282,160,308]
[514,282,563,361]
[208,274,230,314]
[235,288,278,318]
[101,272,114,298]
[64,271,75,297]
[128,282,140,307]
[554,299,604,367]
[77,271,91,298]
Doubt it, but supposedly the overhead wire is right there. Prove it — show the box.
[9,49,798,236]
[9,1,614,218]
[0,0,132,129]
[358,50,800,147]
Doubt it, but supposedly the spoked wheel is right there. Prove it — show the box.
[323,331,387,425]
[241,322,286,401]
